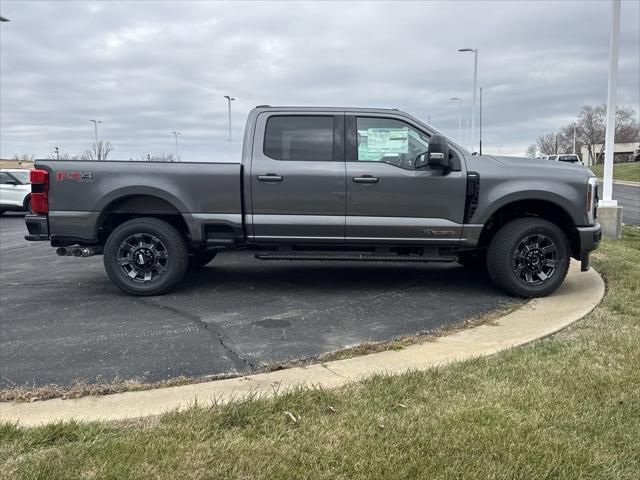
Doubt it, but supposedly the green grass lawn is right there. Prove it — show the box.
[589,161,640,182]
[2,228,639,480]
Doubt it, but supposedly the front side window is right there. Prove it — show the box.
[356,117,429,170]
[264,116,334,161]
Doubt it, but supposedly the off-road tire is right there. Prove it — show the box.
[103,217,188,296]
[487,217,570,298]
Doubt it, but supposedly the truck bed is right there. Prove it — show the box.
[32,159,243,243]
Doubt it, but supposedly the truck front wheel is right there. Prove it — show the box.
[487,217,570,298]
[103,217,188,296]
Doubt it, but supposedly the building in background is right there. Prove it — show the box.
[580,142,640,166]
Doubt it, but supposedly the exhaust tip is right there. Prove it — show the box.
[56,247,68,256]
[71,248,84,257]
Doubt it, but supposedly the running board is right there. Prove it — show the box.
[255,252,458,263]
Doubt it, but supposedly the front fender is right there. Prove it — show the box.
[475,179,586,225]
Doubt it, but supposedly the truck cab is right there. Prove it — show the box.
[245,107,468,244]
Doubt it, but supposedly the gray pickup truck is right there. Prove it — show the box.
[25,106,601,297]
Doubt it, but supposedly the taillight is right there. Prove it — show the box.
[30,169,49,214]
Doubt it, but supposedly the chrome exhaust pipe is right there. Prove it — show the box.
[57,246,103,257]
[71,246,103,258]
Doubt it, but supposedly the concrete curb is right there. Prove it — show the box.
[1,262,605,427]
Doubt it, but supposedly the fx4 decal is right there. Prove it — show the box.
[56,171,94,182]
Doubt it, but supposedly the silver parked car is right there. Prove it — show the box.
[548,154,583,166]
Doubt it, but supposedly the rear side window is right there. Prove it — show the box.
[264,116,334,161]
[0,172,13,184]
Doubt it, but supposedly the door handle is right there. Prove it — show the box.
[352,176,379,184]
[257,174,283,182]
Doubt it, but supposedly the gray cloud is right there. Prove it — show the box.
[1,0,638,159]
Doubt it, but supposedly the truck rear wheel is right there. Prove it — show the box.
[103,217,188,296]
[487,217,570,298]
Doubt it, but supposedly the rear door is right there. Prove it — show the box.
[250,112,346,242]
[344,114,467,244]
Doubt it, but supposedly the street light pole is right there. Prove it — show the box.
[602,0,620,206]
[223,95,235,158]
[89,119,101,145]
[479,87,483,155]
[172,131,181,161]
[450,97,462,143]
[464,118,470,148]
[458,48,478,152]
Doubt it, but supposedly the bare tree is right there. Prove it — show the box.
[48,152,80,160]
[83,140,114,160]
[525,144,538,157]
[535,133,557,155]
[11,153,35,165]
[614,105,639,143]
[574,104,638,164]
[530,104,639,164]
[575,105,605,164]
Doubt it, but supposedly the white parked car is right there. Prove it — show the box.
[0,169,33,215]
[547,154,583,166]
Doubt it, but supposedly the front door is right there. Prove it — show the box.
[345,115,467,244]
[0,172,22,207]
[250,112,346,242]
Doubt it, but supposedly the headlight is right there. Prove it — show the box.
[586,177,598,224]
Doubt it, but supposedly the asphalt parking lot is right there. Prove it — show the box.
[1,213,519,389]
[613,184,640,226]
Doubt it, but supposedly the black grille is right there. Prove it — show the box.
[464,172,480,223]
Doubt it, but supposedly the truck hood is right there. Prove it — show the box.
[466,154,594,179]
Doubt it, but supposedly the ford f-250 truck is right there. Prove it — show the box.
[25,106,601,297]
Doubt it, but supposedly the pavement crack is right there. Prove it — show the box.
[0,281,92,287]
[136,299,258,372]
[320,363,346,378]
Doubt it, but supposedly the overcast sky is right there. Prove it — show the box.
[1,0,639,160]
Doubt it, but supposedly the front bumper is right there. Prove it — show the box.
[576,222,602,272]
[24,214,50,241]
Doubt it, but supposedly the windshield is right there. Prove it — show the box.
[10,171,30,184]
[558,155,579,163]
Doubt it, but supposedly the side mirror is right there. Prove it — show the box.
[414,152,429,169]
[428,134,451,169]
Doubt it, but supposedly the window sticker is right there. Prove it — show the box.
[358,127,409,161]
